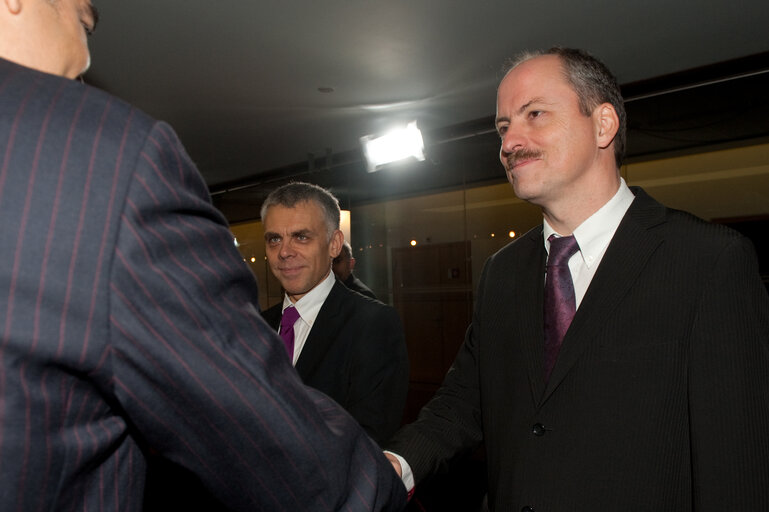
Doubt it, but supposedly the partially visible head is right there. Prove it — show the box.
[261,182,343,302]
[0,0,98,79]
[332,241,355,281]
[504,47,626,168]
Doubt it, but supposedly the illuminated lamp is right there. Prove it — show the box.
[360,121,425,173]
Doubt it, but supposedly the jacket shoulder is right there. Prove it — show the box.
[629,186,746,250]
[332,280,394,313]
[1,57,156,137]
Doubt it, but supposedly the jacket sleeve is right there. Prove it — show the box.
[689,235,769,509]
[107,121,406,511]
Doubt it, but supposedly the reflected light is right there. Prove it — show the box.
[360,121,425,173]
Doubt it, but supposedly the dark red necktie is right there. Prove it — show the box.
[279,306,301,359]
[543,234,580,381]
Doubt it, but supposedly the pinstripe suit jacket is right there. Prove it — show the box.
[0,58,405,512]
[387,187,769,511]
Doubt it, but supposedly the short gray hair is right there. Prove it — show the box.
[260,182,340,240]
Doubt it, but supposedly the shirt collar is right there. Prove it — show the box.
[544,178,635,269]
[281,269,336,328]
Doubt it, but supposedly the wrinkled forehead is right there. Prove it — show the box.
[264,201,328,232]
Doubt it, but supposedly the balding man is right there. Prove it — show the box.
[386,47,769,511]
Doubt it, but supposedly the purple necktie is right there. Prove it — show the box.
[543,234,580,381]
[279,306,301,359]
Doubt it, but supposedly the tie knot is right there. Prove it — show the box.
[547,234,579,267]
[280,306,301,329]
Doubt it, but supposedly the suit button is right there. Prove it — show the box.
[532,423,546,436]
[522,507,535,512]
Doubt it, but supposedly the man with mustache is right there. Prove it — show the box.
[385,47,769,511]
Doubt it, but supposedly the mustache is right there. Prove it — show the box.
[506,148,543,169]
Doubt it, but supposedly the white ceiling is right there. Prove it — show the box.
[86,0,769,188]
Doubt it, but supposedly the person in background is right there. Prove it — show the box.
[0,1,406,510]
[261,182,409,445]
[385,47,769,511]
[333,240,378,300]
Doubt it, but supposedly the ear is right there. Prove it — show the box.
[593,103,619,150]
[329,230,344,259]
[5,0,22,15]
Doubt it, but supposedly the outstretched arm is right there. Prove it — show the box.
[109,121,406,511]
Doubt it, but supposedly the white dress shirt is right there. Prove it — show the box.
[544,178,636,309]
[280,269,336,366]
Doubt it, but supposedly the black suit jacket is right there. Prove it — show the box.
[343,273,378,300]
[387,187,769,511]
[0,58,405,512]
[263,280,409,444]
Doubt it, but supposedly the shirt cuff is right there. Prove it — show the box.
[384,451,415,497]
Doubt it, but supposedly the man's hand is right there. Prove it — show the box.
[384,452,402,478]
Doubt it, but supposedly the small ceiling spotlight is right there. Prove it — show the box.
[360,121,425,173]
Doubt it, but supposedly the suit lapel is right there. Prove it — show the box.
[261,303,282,331]
[513,231,549,405]
[295,281,345,380]
[541,188,667,402]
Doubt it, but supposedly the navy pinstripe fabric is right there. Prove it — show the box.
[0,58,405,511]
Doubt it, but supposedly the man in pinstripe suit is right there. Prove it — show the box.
[0,1,406,510]
[385,48,769,510]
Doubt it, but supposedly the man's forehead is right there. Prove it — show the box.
[500,55,564,89]
[264,202,323,228]
[497,57,572,108]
